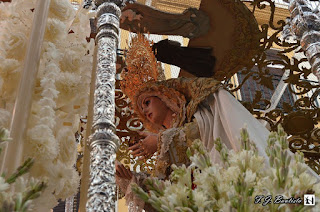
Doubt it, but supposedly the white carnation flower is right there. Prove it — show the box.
[3,30,27,60]
[0,58,21,101]
[0,1,14,20]
[60,50,82,73]
[49,0,75,21]
[55,168,80,199]
[55,72,86,107]
[57,128,77,167]
[38,97,57,109]
[45,18,67,42]
[30,187,58,212]
[25,125,58,161]
[0,0,93,211]
[41,42,62,62]
[37,105,55,118]
[41,88,59,101]
[0,58,20,76]
[39,117,56,129]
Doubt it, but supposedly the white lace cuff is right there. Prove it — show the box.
[154,128,187,178]
[159,128,180,158]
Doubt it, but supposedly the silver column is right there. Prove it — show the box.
[65,196,74,212]
[284,0,320,80]
[86,0,134,211]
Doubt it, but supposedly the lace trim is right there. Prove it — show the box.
[151,128,178,178]
[153,128,189,178]
[159,128,180,157]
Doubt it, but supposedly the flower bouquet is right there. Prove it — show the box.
[133,126,320,212]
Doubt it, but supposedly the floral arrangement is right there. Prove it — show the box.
[133,126,320,211]
[0,0,94,210]
[0,128,46,212]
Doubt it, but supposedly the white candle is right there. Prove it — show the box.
[0,0,51,175]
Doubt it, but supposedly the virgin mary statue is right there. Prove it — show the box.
[115,34,320,211]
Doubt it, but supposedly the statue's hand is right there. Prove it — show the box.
[128,131,158,159]
[116,161,133,180]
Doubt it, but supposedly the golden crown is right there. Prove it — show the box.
[120,33,165,101]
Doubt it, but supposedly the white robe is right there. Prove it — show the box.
[194,89,320,180]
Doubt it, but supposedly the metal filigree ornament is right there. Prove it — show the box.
[115,76,157,177]
[115,34,165,175]
[114,69,157,178]
[86,0,135,211]
[224,0,320,174]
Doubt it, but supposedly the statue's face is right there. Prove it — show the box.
[140,96,172,126]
